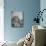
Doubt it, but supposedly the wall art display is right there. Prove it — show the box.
[11,11,24,27]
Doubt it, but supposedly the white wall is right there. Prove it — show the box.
[0,0,4,42]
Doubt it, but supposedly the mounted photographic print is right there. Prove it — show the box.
[11,11,24,27]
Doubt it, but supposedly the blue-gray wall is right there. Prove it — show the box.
[4,0,40,42]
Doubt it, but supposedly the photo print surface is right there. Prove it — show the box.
[11,11,24,27]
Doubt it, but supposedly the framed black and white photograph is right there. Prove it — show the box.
[11,11,24,27]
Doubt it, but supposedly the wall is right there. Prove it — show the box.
[4,0,40,42]
[0,0,4,42]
